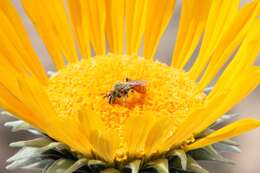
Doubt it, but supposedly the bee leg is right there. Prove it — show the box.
[109,96,113,104]
[126,78,132,82]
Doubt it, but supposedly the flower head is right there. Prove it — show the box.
[0,0,260,172]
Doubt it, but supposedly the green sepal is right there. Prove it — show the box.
[168,149,187,170]
[5,120,31,132]
[195,129,214,139]
[187,156,208,173]
[147,159,169,173]
[124,160,141,173]
[44,159,74,173]
[220,139,239,146]
[7,147,42,163]
[6,155,43,170]
[64,158,88,173]
[196,113,239,139]
[188,145,235,164]
[88,159,108,172]
[210,113,239,128]
[7,142,67,164]
[4,120,41,135]
[22,159,53,170]
[213,142,241,153]
[10,137,52,148]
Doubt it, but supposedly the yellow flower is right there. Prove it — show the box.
[0,0,260,172]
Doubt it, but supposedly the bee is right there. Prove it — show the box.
[105,78,147,104]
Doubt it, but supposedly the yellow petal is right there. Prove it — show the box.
[0,0,47,83]
[189,0,240,80]
[78,108,105,138]
[198,1,260,90]
[171,0,211,68]
[186,118,260,150]
[16,75,56,129]
[0,73,52,133]
[67,0,91,59]
[144,0,176,59]
[0,65,41,126]
[195,67,260,134]
[144,117,175,155]
[89,129,120,163]
[126,0,148,54]
[60,119,92,156]
[106,0,125,54]
[199,21,260,132]
[0,84,36,127]
[78,108,111,156]
[17,75,90,154]
[209,21,260,100]
[162,92,226,149]
[16,77,82,151]
[81,0,106,55]
[22,0,78,69]
[123,113,156,155]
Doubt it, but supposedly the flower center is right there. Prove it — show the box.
[47,54,205,129]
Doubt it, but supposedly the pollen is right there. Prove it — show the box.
[47,54,205,129]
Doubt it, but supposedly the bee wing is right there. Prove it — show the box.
[126,80,147,87]
[127,80,147,93]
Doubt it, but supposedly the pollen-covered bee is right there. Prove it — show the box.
[105,78,147,104]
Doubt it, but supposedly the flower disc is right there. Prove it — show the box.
[47,54,205,131]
